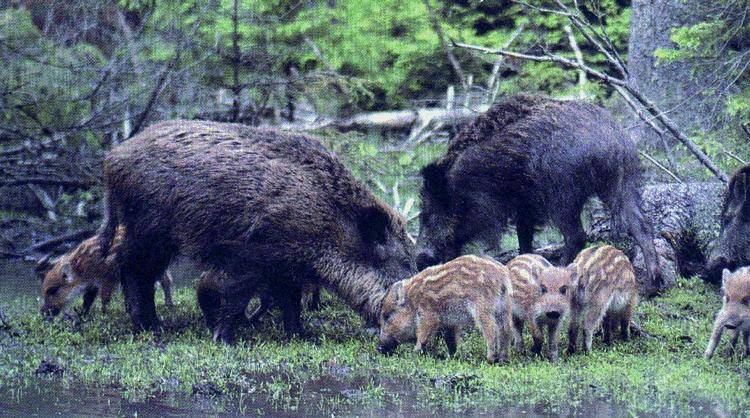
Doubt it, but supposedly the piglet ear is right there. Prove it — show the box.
[393,280,407,306]
[566,263,580,288]
[722,268,732,290]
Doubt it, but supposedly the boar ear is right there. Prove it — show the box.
[35,254,54,281]
[722,268,732,290]
[60,262,74,283]
[731,172,747,202]
[393,281,407,306]
[357,205,391,245]
[566,263,580,287]
[420,162,449,205]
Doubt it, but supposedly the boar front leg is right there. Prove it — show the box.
[513,317,525,352]
[212,274,257,344]
[723,328,741,357]
[443,326,459,357]
[516,215,535,255]
[529,317,545,357]
[81,286,99,315]
[568,318,580,355]
[602,314,614,346]
[547,322,562,362]
[583,307,606,353]
[744,330,750,357]
[414,311,439,354]
[704,316,726,359]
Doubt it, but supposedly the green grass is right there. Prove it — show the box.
[0,277,748,415]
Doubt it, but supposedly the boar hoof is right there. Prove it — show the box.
[212,326,236,344]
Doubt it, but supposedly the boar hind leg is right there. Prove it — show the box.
[99,277,118,313]
[414,312,439,354]
[477,310,504,364]
[307,286,321,312]
[529,318,544,356]
[724,329,741,357]
[611,190,662,293]
[553,207,586,264]
[583,308,606,353]
[620,300,634,342]
[443,327,459,357]
[744,330,750,357]
[159,270,175,308]
[516,216,535,255]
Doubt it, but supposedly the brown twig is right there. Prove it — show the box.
[638,150,683,183]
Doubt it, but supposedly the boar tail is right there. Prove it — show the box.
[97,189,118,258]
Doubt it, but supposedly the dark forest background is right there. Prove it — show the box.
[2,0,750,259]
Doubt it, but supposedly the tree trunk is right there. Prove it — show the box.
[627,0,719,145]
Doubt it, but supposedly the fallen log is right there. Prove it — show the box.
[278,105,490,132]
[587,182,723,289]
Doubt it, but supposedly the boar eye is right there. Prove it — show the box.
[540,284,547,294]
[559,285,568,295]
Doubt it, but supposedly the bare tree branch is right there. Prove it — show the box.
[423,0,467,89]
[638,150,683,183]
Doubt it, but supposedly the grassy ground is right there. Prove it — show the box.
[0,277,748,415]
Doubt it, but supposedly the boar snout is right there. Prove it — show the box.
[704,255,733,284]
[416,250,437,271]
[40,305,60,320]
[546,310,561,320]
[377,340,397,355]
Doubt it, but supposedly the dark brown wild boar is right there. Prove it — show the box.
[704,267,750,359]
[705,165,750,283]
[568,245,638,354]
[377,255,513,364]
[530,266,577,362]
[416,94,662,294]
[100,120,415,341]
[38,226,173,318]
[506,253,552,352]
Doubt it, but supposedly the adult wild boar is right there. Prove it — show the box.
[417,94,662,292]
[99,120,415,342]
[705,165,750,283]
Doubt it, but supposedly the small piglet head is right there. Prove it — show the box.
[40,258,82,318]
[377,280,417,355]
[718,268,750,330]
[534,266,577,323]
